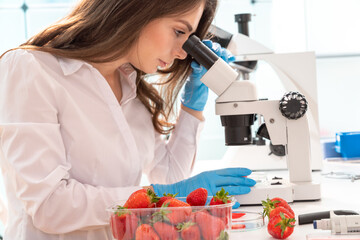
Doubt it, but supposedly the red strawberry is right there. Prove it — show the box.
[135,224,160,240]
[267,212,295,239]
[156,193,178,207]
[262,197,295,218]
[209,188,232,219]
[153,222,179,240]
[110,207,139,240]
[177,221,201,240]
[186,188,208,206]
[269,206,295,219]
[192,210,228,240]
[162,198,192,224]
[271,198,295,215]
[124,189,159,209]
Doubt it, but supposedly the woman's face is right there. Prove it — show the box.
[128,3,205,73]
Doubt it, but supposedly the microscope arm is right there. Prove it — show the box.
[235,52,323,171]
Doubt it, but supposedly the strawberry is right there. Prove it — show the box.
[161,198,192,225]
[153,222,179,240]
[110,206,139,240]
[262,197,294,218]
[271,197,295,215]
[186,188,208,206]
[177,221,201,240]
[269,206,295,219]
[156,193,178,207]
[191,210,228,240]
[209,188,232,219]
[135,224,160,240]
[124,189,160,209]
[267,212,295,239]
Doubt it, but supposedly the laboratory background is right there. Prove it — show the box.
[0,0,360,238]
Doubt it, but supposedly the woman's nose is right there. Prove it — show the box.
[174,46,187,60]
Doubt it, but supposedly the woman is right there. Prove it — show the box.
[0,0,255,239]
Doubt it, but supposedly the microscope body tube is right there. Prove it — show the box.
[200,60,237,96]
[182,35,238,96]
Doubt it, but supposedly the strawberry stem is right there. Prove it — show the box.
[114,206,130,216]
[147,189,160,203]
[218,230,229,240]
[176,221,196,232]
[163,192,178,197]
[214,188,230,203]
[274,212,296,238]
[261,197,280,218]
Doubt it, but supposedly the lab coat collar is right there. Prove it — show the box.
[118,63,137,105]
[57,57,138,103]
[58,57,87,76]
[57,56,137,86]
[119,63,137,86]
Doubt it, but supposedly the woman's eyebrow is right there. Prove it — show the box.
[176,19,193,32]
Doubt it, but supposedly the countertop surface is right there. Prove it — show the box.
[192,159,360,239]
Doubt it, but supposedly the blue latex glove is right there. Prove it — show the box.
[181,40,236,111]
[151,168,256,209]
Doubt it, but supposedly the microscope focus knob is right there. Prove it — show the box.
[279,91,308,120]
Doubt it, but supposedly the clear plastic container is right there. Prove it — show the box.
[107,196,235,240]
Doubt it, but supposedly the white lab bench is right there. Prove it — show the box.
[192,160,360,239]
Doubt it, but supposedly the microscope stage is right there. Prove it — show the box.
[235,174,321,205]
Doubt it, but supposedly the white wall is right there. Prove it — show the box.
[1,1,359,162]
[196,0,360,160]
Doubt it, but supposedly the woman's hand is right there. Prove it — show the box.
[151,168,256,208]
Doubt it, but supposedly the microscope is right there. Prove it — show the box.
[211,14,322,172]
[182,14,321,204]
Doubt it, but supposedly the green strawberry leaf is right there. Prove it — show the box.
[147,189,160,203]
[114,205,131,216]
[274,212,296,238]
[176,221,196,232]
[214,188,230,203]
[217,230,229,240]
[150,208,171,224]
[163,192,178,197]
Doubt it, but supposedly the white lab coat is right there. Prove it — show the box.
[0,49,203,239]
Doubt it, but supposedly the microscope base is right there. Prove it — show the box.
[234,179,321,205]
[292,181,321,201]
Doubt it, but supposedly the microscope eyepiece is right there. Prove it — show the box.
[234,13,251,36]
[182,35,218,70]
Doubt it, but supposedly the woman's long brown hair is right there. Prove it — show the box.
[1,0,218,134]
